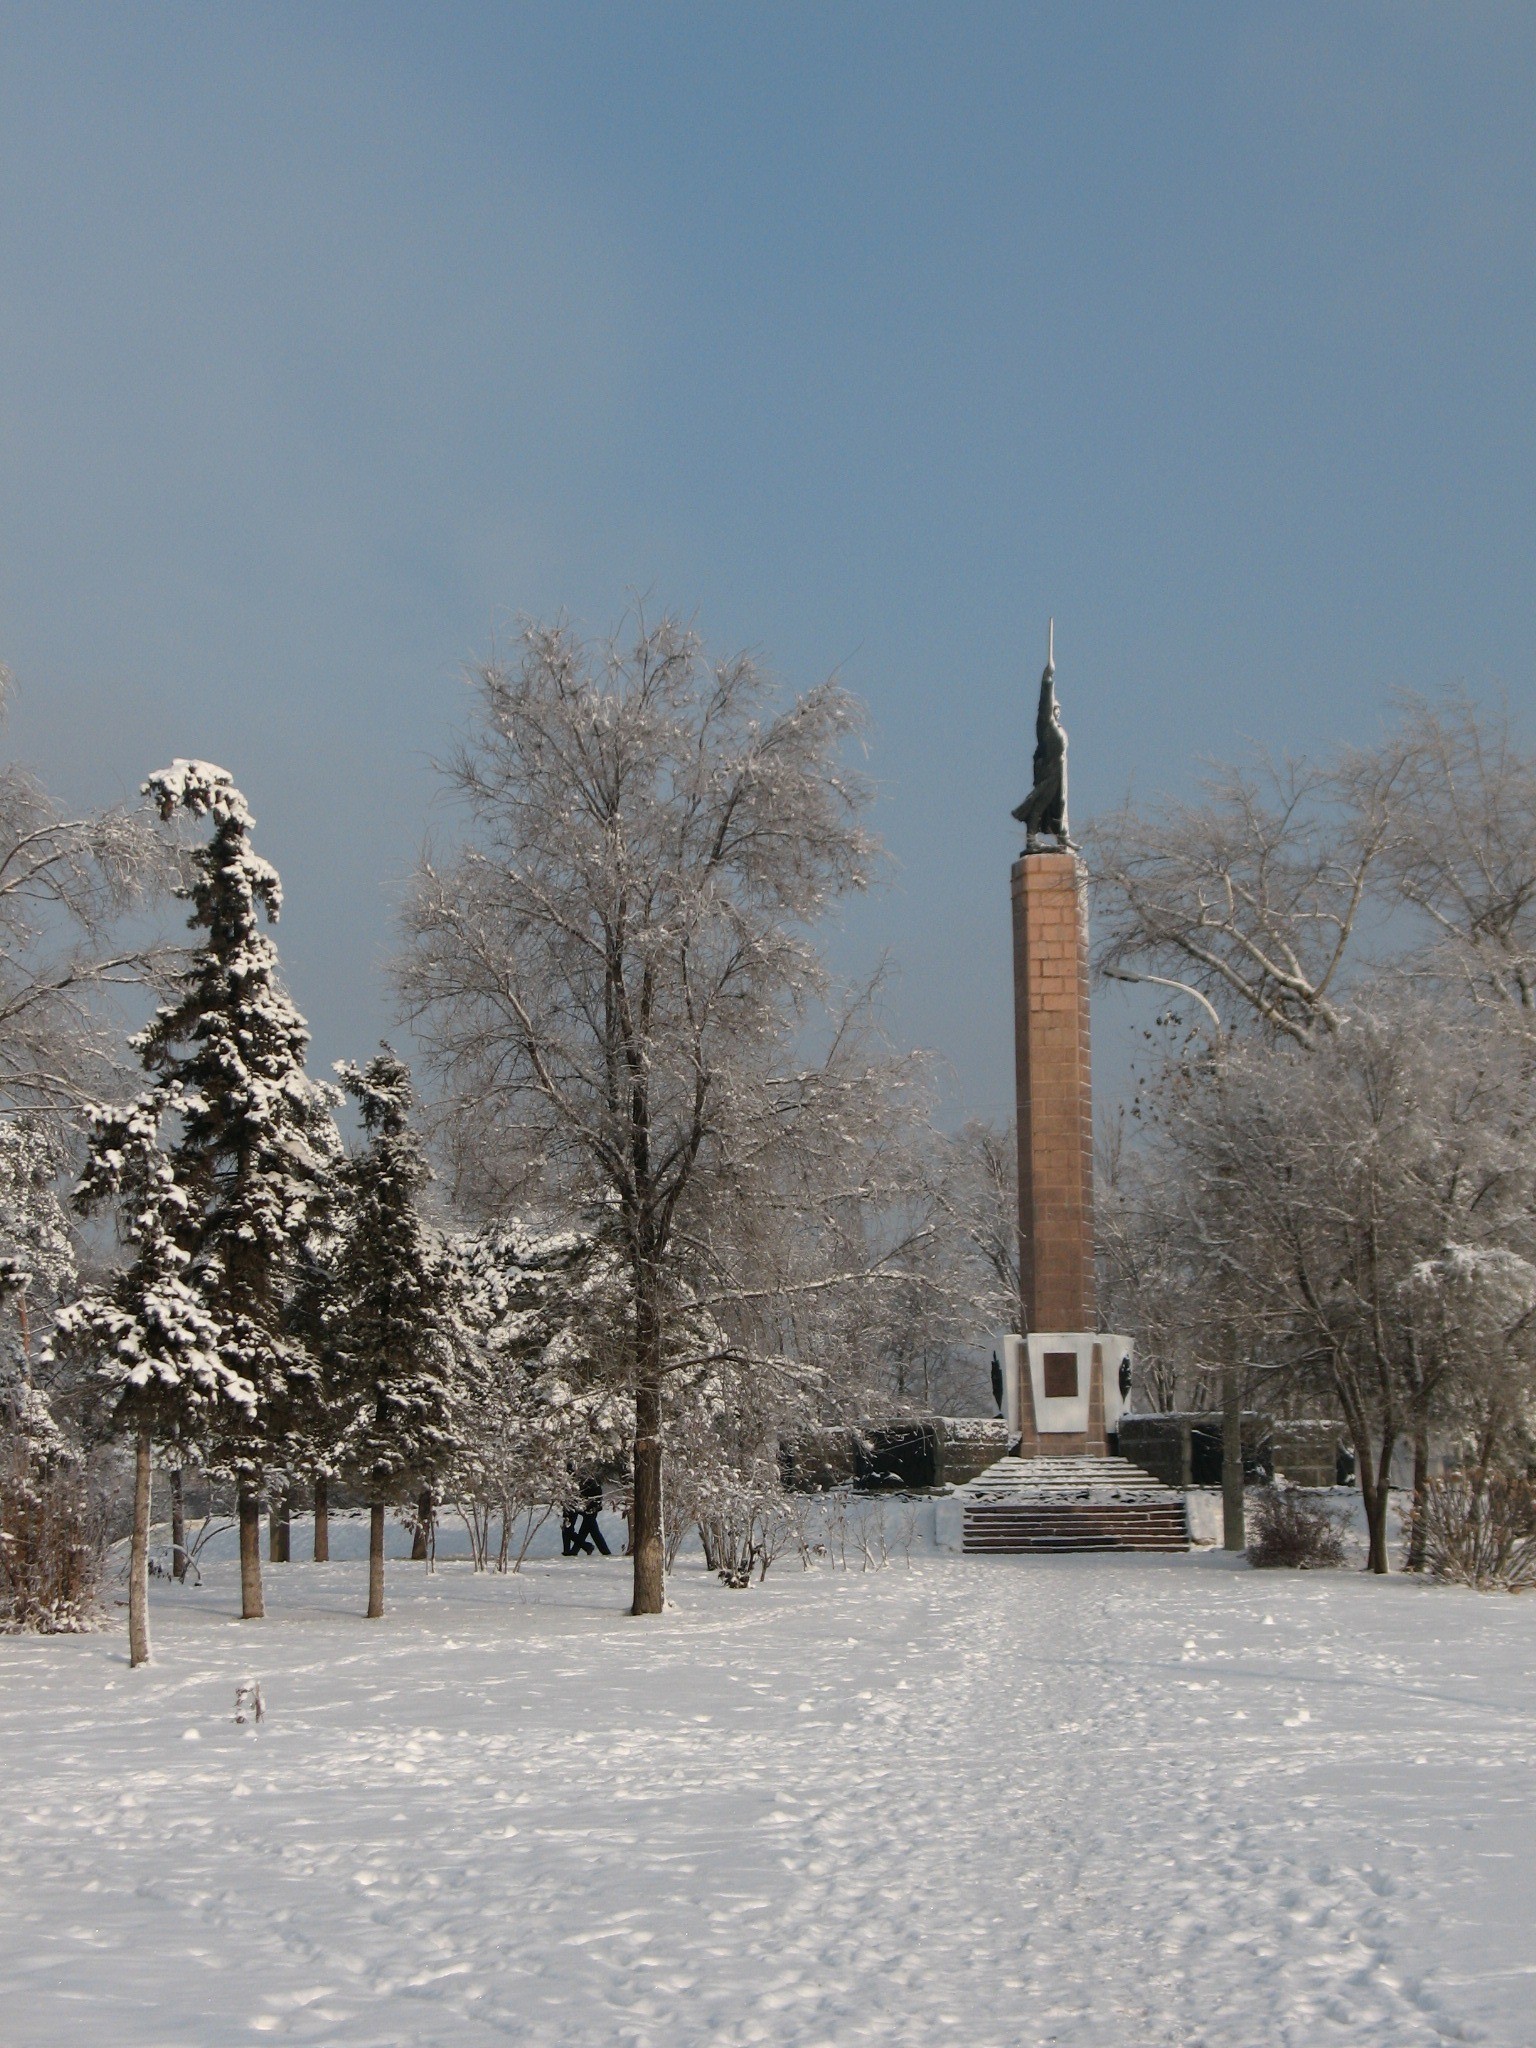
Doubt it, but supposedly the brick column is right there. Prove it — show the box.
[1012,851,1096,1337]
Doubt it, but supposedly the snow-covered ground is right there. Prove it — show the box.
[2,1512,1534,2046]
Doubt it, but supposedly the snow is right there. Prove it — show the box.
[2,1515,1535,2046]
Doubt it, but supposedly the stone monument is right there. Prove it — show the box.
[930,650,1187,1546]
[1002,623,1128,1456]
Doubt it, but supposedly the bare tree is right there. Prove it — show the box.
[1087,755,1397,1042]
[0,663,172,1644]
[0,666,169,1114]
[397,614,915,1614]
[1343,694,1536,1017]
[1150,997,1534,1572]
[1096,1106,1204,1413]
[935,1117,1019,1317]
[855,1119,1021,1416]
[1087,697,1536,1555]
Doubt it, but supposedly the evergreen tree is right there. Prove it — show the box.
[329,1047,455,1618]
[0,1115,78,1491]
[57,1088,237,1664]
[136,762,340,1619]
[283,1229,350,1563]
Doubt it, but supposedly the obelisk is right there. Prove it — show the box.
[1006,624,1106,1455]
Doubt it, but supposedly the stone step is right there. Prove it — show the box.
[966,1540,1196,1548]
[963,1538,1191,1553]
[962,1523,1190,1535]
[956,1454,1184,1506]
[961,1482,1191,1554]
[963,1501,1187,1514]
[963,1517,1189,1528]
[964,1510,1189,1524]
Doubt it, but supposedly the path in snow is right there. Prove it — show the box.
[1,1526,1533,2046]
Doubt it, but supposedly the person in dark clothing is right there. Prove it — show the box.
[571,1469,611,1556]
[561,1500,582,1555]
[990,1351,1005,1417]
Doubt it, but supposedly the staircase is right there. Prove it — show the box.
[958,1456,1190,1554]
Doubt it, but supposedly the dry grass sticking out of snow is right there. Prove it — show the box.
[1,1520,1534,2046]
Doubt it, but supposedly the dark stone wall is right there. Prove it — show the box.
[1115,1415,1190,1489]
[1118,1412,1344,1491]
[781,1416,1010,1492]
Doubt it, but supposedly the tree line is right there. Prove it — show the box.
[1093,697,1536,1573]
[0,624,1013,1654]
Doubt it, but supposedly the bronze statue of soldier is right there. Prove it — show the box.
[1012,619,1071,848]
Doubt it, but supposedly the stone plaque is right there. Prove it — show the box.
[1043,1350,1079,1399]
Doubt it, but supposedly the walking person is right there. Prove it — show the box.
[571,1469,611,1556]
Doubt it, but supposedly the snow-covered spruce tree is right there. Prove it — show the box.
[329,1048,455,1619]
[283,1228,351,1563]
[56,1090,240,1664]
[0,1116,76,1355]
[0,1116,105,1634]
[135,762,340,1620]
[0,1117,79,1463]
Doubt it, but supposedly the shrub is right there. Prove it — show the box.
[699,1501,792,1587]
[0,1435,107,1631]
[1411,1473,1536,1591]
[1246,1484,1347,1569]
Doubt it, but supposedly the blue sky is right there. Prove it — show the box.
[2,2,1533,1121]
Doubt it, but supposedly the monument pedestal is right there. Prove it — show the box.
[1003,1332,1132,1455]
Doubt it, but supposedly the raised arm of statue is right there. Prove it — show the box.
[1034,666,1057,750]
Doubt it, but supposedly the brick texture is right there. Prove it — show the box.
[1012,851,1096,1337]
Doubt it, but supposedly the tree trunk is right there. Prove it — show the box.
[1406,1426,1429,1572]
[1348,1413,1393,1577]
[169,1464,187,1584]
[269,1477,291,1563]
[128,1430,152,1668]
[367,1500,385,1619]
[1365,1437,1395,1575]
[237,1482,265,1619]
[631,1369,665,1615]
[313,1474,329,1562]
[410,1488,432,1562]
[1221,1366,1245,1553]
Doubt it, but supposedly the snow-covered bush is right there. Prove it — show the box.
[661,1363,799,1586]
[698,1497,791,1587]
[1411,1474,1536,1591]
[789,1489,894,1573]
[1246,1484,1347,1570]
